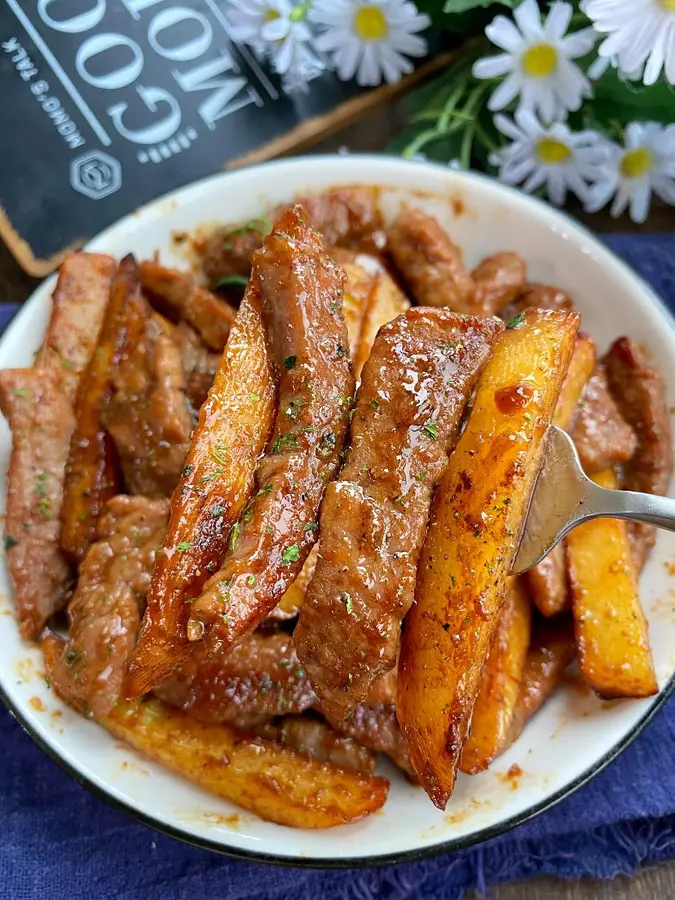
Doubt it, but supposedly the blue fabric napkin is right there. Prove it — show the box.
[2,234,675,900]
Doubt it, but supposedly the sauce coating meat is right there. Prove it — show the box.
[155,632,316,728]
[186,206,354,650]
[202,187,383,288]
[173,321,221,411]
[102,294,192,498]
[604,337,673,569]
[295,308,503,721]
[387,207,477,313]
[471,253,527,317]
[0,370,74,639]
[254,717,377,775]
[571,368,637,474]
[43,495,169,718]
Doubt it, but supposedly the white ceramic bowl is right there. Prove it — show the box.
[1,156,674,867]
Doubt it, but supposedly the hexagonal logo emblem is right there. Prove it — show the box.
[70,151,122,200]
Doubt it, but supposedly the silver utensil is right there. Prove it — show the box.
[512,424,675,574]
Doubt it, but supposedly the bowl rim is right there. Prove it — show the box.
[2,153,675,868]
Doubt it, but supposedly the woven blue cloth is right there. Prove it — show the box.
[2,233,675,900]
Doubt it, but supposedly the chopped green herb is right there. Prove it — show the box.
[229,522,241,550]
[250,392,260,402]
[223,218,271,248]
[423,422,439,440]
[65,649,82,666]
[242,506,253,523]
[278,658,291,668]
[182,464,193,478]
[503,498,511,506]
[304,521,319,533]
[284,355,297,370]
[450,574,457,587]
[340,591,354,615]
[523,412,532,422]
[200,467,224,483]
[329,301,340,314]
[216,275,249,289]
[506,311,526,330]
[464,615,471,625]
[211,504,226,517]
[272,432,301,454]
[417,470,428,482]
[295,667,305,678]
[176,541,192,552]
[257,484,273,496]
[370,398,380,410]
[281,545,300,564]
[38,498,52,519]
[317,431,336,457]
[4,535,17,550]
[77,512,89,521]
[246,574,256,587]
[35,471,48,498]
[336,344,347,358]
[12,387,27,398]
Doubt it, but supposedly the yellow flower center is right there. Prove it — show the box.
[522,43,558,77]
[264,9,281,23]
[660,0,675,10]
[620,147,654,179]
[536,138,571,165]
[354,6,388,40]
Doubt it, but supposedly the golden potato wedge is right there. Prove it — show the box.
[398,308,579,809]
[526,333,596,617]
[329,248,375,362]
[353,261,409,378]
[567,467,657,699]
[552,333,597,430]
[507,616,576,747]
[103,698,388,828]
[126,279,276,696]
[459,578,532,774]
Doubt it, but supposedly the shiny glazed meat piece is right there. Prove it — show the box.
[43,495,169,718]
[571,368,637,474]
[102,296,192,498]
[202,187,383,287]
[604,337,673,569]
[323,671,413,775]
[155,632,316,727]
[173,321,221,411]
[0,369,74,639]
[139,260,235,351]
[254,717,377,775]
[37,251,116,404]
[387,207,477,313]
[501,283,574,323]
[186,206,354,650]
[295,309,504,721]
[471,253,527,317]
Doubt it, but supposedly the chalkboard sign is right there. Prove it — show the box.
[0,1,449,275]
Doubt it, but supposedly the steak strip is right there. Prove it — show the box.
[43,495,169,718]
[571,367,637,475]
[187,205,354,649]
[295,308,504,721]
[155,632,316,728]
[253,717,377,775]
[604,337,673,570]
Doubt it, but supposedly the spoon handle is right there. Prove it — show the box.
[590,484,675,532]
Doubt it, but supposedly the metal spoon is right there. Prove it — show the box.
[511,424,675,574]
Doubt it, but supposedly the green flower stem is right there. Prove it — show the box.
[459,123,475,171]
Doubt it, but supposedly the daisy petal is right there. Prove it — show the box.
[561,27,598,58]
[584,174,619,213]
[485,17,525,53]
[629,179,652,223]
[472,54,514,80]
[514,0,544,40]
[487,72,522,111]
[545,2,572,40]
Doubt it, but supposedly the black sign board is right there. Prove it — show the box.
[0,1,448,275]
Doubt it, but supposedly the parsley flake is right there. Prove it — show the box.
[423,422,439,440]
[281,545,300,564]
[284,355,297,370]
[506,311,526,330]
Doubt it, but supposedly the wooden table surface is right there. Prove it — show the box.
[0,88,673,900]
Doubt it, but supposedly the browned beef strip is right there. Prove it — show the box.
[387,207,477,313]
[0,370,74,639]
[186,205,354,650]
[323,671,413,776]
[42,495,169,718]
[604,337,673,570]
[253,717,377,775]
[295,308,504,721]
[471,252,527,317]
[173,321,220,410]
[154,632,316,728]
[571,368,637,474]
[139,260,235,351]
[37,252,115,403]
[102,296,192,498]
[201,187,383,288]
[501,283,574,323]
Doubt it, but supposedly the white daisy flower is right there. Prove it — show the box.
[309,0,431,87]
[581,0,675,86]
[472,0,596,123]
[227,0,312,76]
[585,123,675,223]
[489,109,610,205]
[587,53,643,81]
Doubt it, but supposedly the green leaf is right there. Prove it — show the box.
[591,69,675,128]
[442,0,517,12]
[216,275,249,288]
